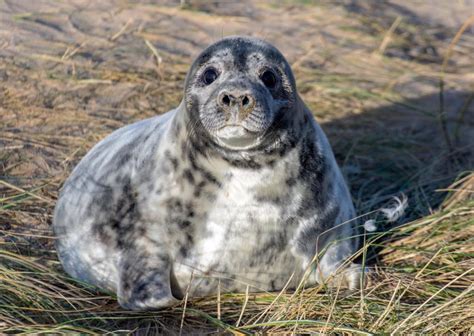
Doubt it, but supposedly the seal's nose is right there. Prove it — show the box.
[218,90,255,119]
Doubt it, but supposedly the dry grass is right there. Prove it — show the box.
[0,182,472,334]
[1,1,473,334]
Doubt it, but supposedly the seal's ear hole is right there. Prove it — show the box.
[260,70,277,89]
[202,67,219,85]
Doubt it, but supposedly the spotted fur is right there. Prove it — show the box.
[53,36,363,310]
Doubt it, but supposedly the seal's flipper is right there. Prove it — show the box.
[117,250,179,310]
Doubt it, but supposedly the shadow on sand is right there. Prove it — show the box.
[322,89,473,264]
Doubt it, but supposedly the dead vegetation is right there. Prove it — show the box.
[1,0,473,334]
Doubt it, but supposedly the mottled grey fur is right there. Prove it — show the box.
[53,36,363,310]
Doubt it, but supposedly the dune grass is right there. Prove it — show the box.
[0,177,472,334]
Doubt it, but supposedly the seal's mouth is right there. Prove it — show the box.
[215,125,259,150]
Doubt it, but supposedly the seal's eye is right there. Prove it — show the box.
[202,68,219,85]
[260,70,277,89]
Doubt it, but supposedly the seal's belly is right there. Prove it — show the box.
[174,196,305,296]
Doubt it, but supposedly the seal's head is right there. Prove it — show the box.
[184,36,297,151]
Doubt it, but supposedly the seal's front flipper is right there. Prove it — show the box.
[117,251,180,310]
[313,239,367,290]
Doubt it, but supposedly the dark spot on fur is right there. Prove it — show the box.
[222,156,262,170]
[190,136,208,158]
[254,193,283,205]
[170,157,179,169]
[122,281,131,292]
[179,246,189,258]
[297,138,326,212]
[295,205,340,256]
[286,176,297,187]
[201,170,220,186]
[181,142,187,160]
[91,178,140,250]
[95,226,114,245]
[179,220,191,229]
[185,202,195,218]
[183,169,195,184]
[165,150,179,169]
[185,232,193,245]
[250,229,288,266]
[193,180,207,197]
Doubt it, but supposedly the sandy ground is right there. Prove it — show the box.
[0,0,473,275]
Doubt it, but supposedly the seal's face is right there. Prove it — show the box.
[184,37,297,150]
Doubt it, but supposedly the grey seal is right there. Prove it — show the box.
[53,36,363,310]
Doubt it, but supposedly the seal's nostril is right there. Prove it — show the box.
[222,95,230,106]
[219,91,253,111]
